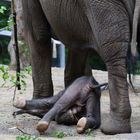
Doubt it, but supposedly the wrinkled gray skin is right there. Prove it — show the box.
[14,76,106,133]
[21,0,138,135]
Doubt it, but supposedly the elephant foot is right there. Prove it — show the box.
[36,121,49,133]
[33,82,53,99]
[33,94,47,99]
[13,98,26,109]
[77,117,87,133]
[77,117,100,134]
[101,114,131,135]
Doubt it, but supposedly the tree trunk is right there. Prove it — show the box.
[8,0,30,70]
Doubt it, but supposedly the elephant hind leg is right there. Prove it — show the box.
[13,90,64,110]
[13,109,48,118]
[101,43,131,134]
[64,48,92,87]
[77,117,98,133]
[77,90,101,134]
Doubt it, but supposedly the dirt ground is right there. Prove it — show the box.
[1,68,140,140]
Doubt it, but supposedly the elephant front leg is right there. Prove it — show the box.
[30,39,53,99]
[36,90,79,133]
[13,90,64,110]
[101,43,131,134]
[22,0,53,99]
[36,104,63,133]
[77,90,101,134]
[12,91,65,118]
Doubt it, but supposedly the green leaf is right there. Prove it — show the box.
[24,66,32,75]
[0,6,7,14]
[0,65,5,72]
[1,6,7,10]
[16,135,42,140]
[3,73,9,81]
[52,131,65,138]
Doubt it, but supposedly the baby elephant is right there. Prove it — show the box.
[13,76,107,134]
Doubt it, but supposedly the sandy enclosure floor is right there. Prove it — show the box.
[0,68,140,140]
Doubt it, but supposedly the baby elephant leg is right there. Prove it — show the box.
[55,106,82,125]
[13,90,64,110]
[55,111,77,125]
[13,109,49,118]
[36,89,80,133]
[77,90,101,133]
[36,76,105,133]
[36,105,65,133]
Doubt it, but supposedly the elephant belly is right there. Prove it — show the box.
[39,0,95,47]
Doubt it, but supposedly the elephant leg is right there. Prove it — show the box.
[55,110,78,125]
[55,105,83,125]
[79,0,132,134]
[13,109,49,118]
[22,0,53,99]
[101,51,131,134]
[36,106,67,133]
[36,87,80,133]
[64,48,92,87]
[77,89,101,134]
[13,90,64,110]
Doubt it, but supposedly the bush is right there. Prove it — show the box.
[0,38,10,64]
[0,1,11,65]
[0,1,11,29]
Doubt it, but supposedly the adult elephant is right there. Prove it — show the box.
[22,0,138,135]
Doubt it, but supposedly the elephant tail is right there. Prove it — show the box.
[90,83,108,91]
[128,0,140,95]
[131,0,140,58]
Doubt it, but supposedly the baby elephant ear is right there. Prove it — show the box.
[91,83,108,90]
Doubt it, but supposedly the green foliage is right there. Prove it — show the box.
[0,38,11,65]
[0,2,11,29]
[16,135,41,140]
[85,128,93,136]
[0,2,11,64]
[52,131,65,138]
[0,65,9,86]
[134,60,140,75]
[24,66,32,75]
[0,6,7,14]
[0,65,32,90]
[10,71,27,90]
